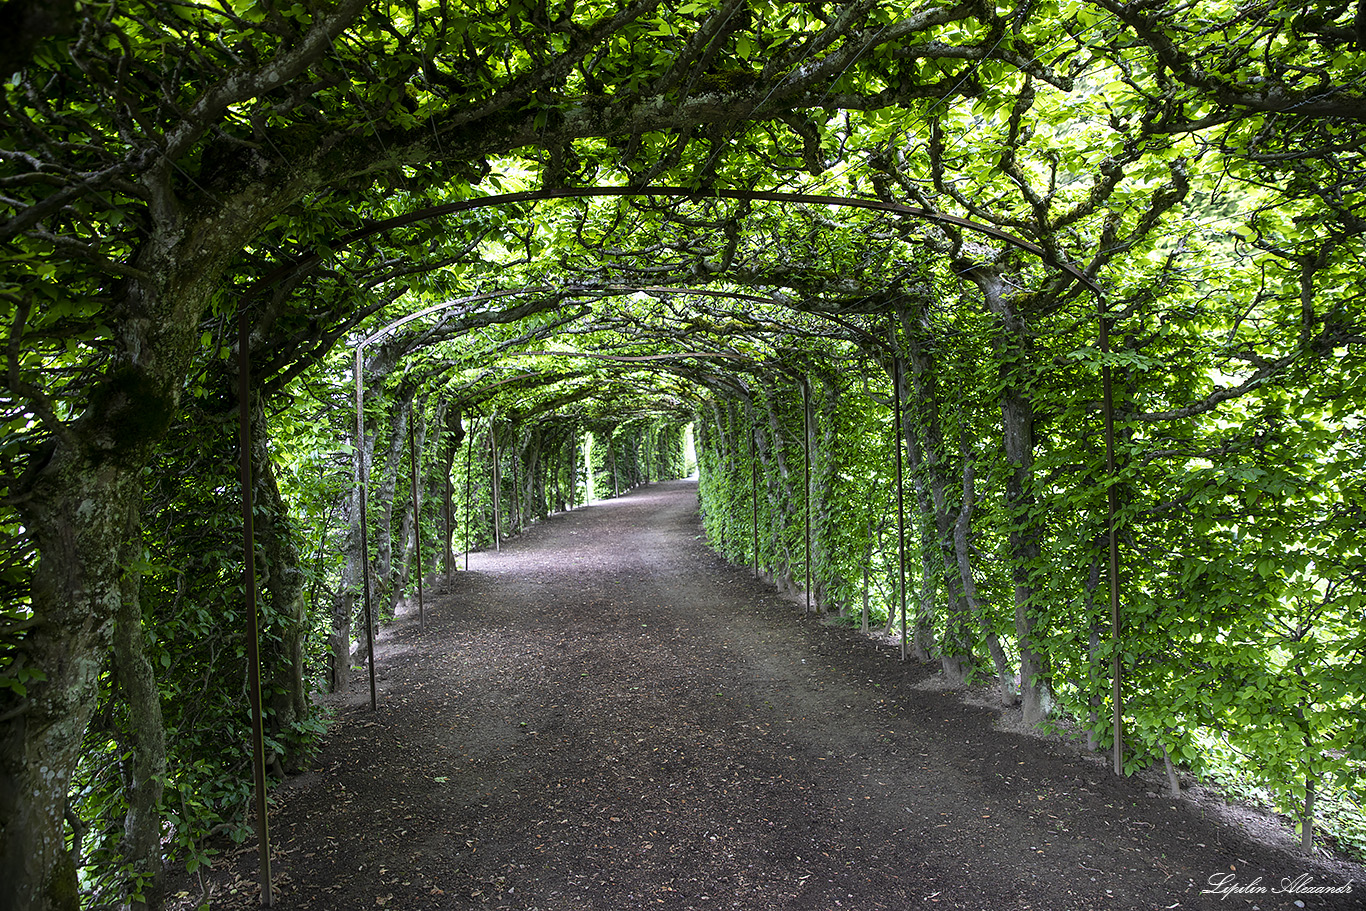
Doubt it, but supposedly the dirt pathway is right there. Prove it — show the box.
[177,481,1362,911]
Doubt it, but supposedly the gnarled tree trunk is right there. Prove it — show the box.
[251,406,310,768]
[955,432,1017,705]
[1,152,289,908]
[374,393,414,623]
[899,309,974,681]
[112,526,167,911]
[973,266,1053,725]
[3,465,140,911]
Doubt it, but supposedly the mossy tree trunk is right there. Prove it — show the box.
[810,376,841,613]
[437,405,461,577]
[251,406,310,766]
[761,389,799,593]
[974,267,1053,725]
[900,310,975,682]
[0,140,297,906]
[330,476,362,694]
[3,464,142,911]
[112,530,167,911]
[374,392,414,623]
[393,399,430,603]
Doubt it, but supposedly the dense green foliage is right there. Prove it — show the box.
[1,0,1365,907]
[692,281,1366,859]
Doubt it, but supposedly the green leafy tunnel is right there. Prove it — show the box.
[2,0,1365,907]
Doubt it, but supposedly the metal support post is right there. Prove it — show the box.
[802,379,812,618]
[1101,308,1124,775]
[238,313,273,906]
[491,422,501,551]
[408,415,424,629]
[353,347,377,708]
[893,357,908,663]
[444,471,452,581]
[464,416,475,571]
[751,429,758,580]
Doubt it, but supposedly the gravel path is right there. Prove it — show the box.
[172,480,1363,911]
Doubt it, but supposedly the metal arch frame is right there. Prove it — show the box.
[350,285,571,714]
[239,190,1126,899]
[320,193,1123,769]
[346,280,832,707]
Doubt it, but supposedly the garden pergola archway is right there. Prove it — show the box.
[349,284,765,711]
[236,187,1127,904]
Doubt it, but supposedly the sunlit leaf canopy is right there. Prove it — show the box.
[0,1,1217,431]
[245,169,1112,433]
[4,0,1365,614]
[326,185,958,424]
[5,0,1363,450]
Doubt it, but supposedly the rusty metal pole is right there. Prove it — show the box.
[508,431,516,529]
[585,430,594,506]
[442,406,452,580]
[408,414,424,630]
[893,357,908,663]
[352,345,379,710]
[444,471,452,581]
[354,347,377,710]
[751,428,758,581]
[802,379,812,618]
[238,313,273,907]
[1101,304,1124,776]
[490,421,501,551]
[464,416,475,571]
